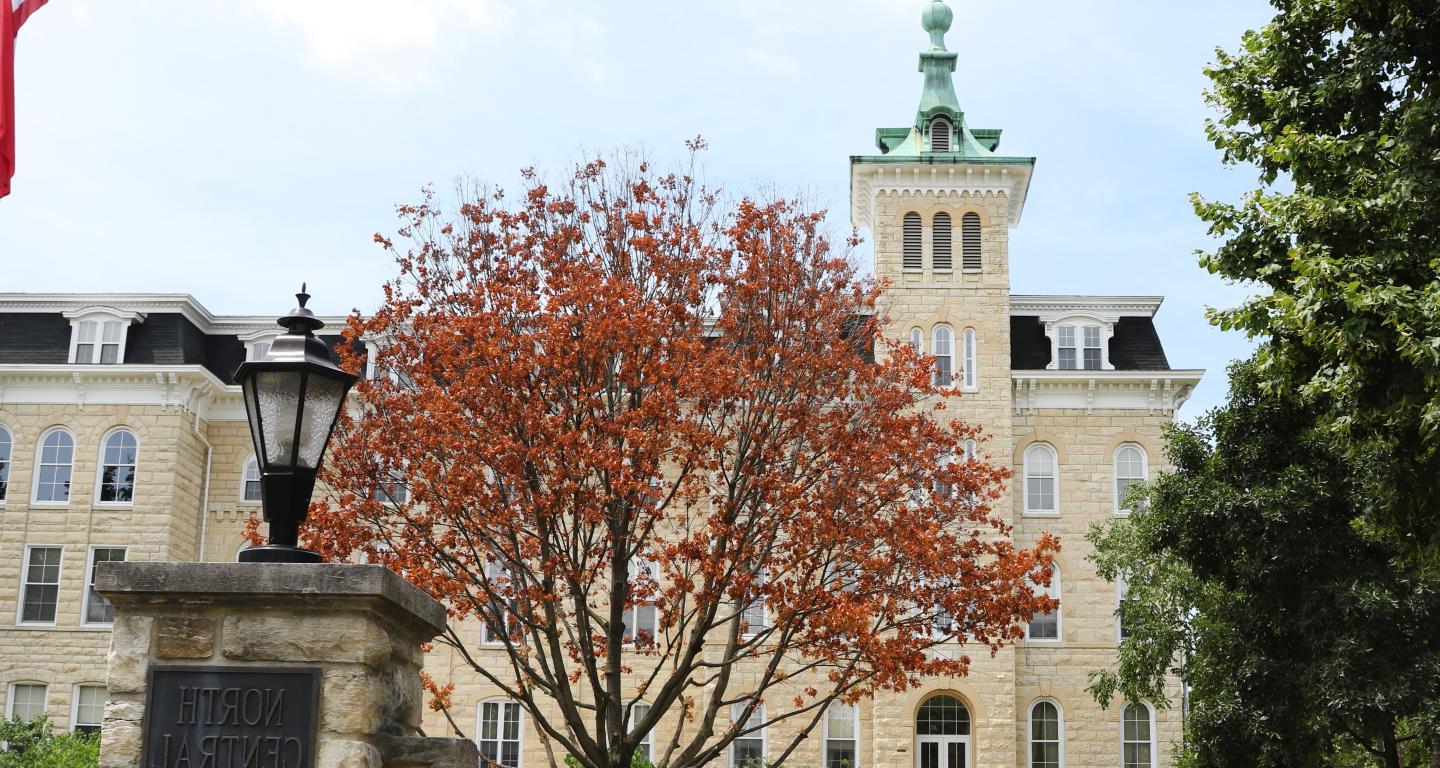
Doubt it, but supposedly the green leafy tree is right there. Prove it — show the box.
[0,716,99,768]
[1194,0,1440,553]
[1088,360,1440,767]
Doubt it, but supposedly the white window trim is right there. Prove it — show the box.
[70,683,106,733]
[1041,313,1116,371]
[931,324,955,389]
[1025,564,1061,643]
[62,307,143,365]
[5,681,48,721]
[740,569,768,640]
[17,544,63,627]
[1113,444,1149,516]
[481,563,516,646]
[961,328,978,392]
[1027,699,1064,768]
[628,700,654,761]
[624,559,659,647]
[475,698,524,768]
[240,454,262,504]
[93,427,139,507]
[30,427,76,507]
[1119,701,1157,768]
[240,329,284,362]
[81,545,126,627]
[0,422,12,507]
[821,700,861,768]
[1022,443,1060,517]
[1115,571,1131,644]
[729,701,766,768]
[910,327,923,354]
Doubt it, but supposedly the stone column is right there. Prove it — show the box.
[95,562,477,768]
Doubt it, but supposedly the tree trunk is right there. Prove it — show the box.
[1379,718,1401,768]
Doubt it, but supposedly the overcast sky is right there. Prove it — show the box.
[0,0,1277,416]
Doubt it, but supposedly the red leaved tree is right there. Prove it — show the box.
[304,146,1057,768]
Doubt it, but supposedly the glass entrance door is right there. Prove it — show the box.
[917,735,968,768]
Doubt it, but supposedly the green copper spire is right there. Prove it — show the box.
[916,0,961,124]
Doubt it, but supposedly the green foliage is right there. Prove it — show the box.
[1088,360,1440,766]
[564,750,656,768]
[1193,0,1440,554]
[0,717,100,768]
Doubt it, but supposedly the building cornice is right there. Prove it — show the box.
[1011,369,1204,416]
[1009,295,1164,317]
[0,364,241,420]
[0,294,353,335]
[849,161,1033,232]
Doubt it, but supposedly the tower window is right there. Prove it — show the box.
[961,212,982,270]
[932,212,952,270]
[931,325,954,387]
[929,116,952,152]
[902,212,922,271]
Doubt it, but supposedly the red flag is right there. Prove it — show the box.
[2,0,48,198]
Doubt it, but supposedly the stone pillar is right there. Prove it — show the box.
[95,562,477,768]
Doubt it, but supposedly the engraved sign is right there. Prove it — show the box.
[142,666,320,768]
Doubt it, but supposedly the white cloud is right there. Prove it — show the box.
[235,0,512,88]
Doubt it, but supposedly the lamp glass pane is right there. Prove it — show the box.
[255,370,303,467]
[296,373,348,469]
[243,377,265,465]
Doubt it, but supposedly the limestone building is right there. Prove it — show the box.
[0,1,1200,766]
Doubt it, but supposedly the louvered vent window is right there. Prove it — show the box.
[929,117,952,152]
[932,212,952,270]
[902,212,922,271]
[961,212,982,270]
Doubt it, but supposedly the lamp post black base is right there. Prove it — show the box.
[238,546,324,564]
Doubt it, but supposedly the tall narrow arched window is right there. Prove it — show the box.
[628,701,654,763]
[476,699,523,768]
[1028,700,1062,768]
[1122,703,1155,768]
[932,212,953,270]
[0,425,11,502]
[624,558,659,646]
[823,702,858,768]
[932,325,954,387]
[97,429,138,504]
[911,327,924,354]
[241,455,262,503]
[33,428,75,504]
[963,439,978,463]
[1114,444,1148,515]
[730,701,765,767]
[1026,564,1060,641]
[961,212,982,270]
[962,328,977,390]
[929,116,952,152]
[1023,443,1058,515]
[902,212,923,271]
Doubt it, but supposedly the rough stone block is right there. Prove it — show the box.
[107,614,155,695]
[221,614,392,665]
[99,718,143,768]
[376,736,480,768]
[318,740,383,768]
[320,667,386,735]
[155,615,216,659]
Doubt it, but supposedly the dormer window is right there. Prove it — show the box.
[242,330,283,362]
[1043,314,1115,371]
[929,116,952,152]
[63,308,142,365]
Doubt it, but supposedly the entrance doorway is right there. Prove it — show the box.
[915,694,971,768]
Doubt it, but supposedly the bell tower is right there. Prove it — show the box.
[849,0,1034,425]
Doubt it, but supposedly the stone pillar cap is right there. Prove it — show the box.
[96,562,448,639]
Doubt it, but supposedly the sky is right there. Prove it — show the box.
[0,0,1277,417]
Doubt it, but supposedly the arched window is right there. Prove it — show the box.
[241,455,262,503]
[6,682,48,722]
[962,329,977,390]
[961,212,982,270]
[932,453,955,499]
[910,327,924,353]
[932,212,953,270]
[0,424,11,502]
[823,702,858,768]
[963,439,978,463]
[624,558,659,646]
[903,212,923,271]
[1116,570,1133,642]
[932,325,954,387]
[482,562,519,645]
[1023,443,1058,515]
[1027,700,1062,768]
[476,699,523,768]
[730,701,765,767]
[97,429,138,504]
[1121,703,1155,768]
[929,116,952,152]
[1026,564,1060,641]
[741,568,768,638]
[1114,444,1148,515]
[916,694,970,768]
[33,428,75,504]
[628,701,654,763]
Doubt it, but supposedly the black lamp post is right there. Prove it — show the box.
[236,286,357,563]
